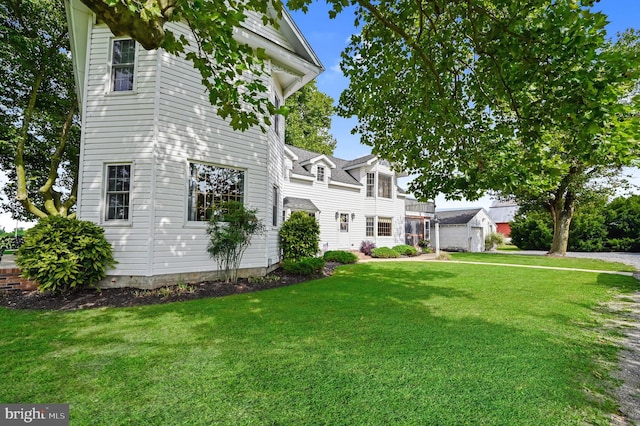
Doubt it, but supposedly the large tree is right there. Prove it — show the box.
[0,0,80,220]
[289,0,640,255]
[284,80,337,155]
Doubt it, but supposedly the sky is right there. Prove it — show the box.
[287,0,640,209]
[1,1,639,231]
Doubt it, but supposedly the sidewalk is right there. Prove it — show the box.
[0,254,16,269]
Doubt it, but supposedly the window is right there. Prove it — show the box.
[188,163,245,221]
[111,39,135,92]
[366,217,374,237]
[378,217,392,237]
[272,186,279,227]
[366,172,375,197]
[339,213,349,232]
[105,164,131,221]
[378,174,392,198]
[317,166,325,182]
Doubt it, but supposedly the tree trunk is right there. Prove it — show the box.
[548,192,575,256]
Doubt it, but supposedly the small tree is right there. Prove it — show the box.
[279,211,320,261]
[206,201,265,284]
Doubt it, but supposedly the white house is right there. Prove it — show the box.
[432,208,496,252]
[283,145,430,251]
[65,1,323,288]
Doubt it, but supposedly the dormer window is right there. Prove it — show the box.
[316,166,325,182]
[111,39,135,92]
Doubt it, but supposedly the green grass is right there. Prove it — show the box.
[1,262,638,425]
[450,252,638,272]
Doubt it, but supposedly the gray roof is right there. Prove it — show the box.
[283,197,319,212]
[286,145,362,186]
[286,145,410,191]
[489,203,519,223]
[435,208,484,225]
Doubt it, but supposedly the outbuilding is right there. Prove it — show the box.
[432,208,496,252]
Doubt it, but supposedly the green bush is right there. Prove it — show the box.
[282,257,325,275]
[484,232,506,251]
[206,201,264,284]
[371,247,400,258]
[16,216,116,293]
[392,244,418,256]
[510,210,553,250]
[280,211,320,261]
[323,250,358,264]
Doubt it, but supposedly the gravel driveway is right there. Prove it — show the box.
[498,250,640,271]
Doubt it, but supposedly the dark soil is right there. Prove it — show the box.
[0,263,340,311]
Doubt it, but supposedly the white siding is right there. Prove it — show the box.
[77,23,157,275]
[150,22,272,275]
[283,157,407,251]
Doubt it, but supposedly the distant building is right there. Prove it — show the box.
[433,208,496,252]
[488,200,519,237]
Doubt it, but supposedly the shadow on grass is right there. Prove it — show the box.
[0,262,630,424]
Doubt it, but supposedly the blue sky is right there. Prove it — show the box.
[288,1,640,209]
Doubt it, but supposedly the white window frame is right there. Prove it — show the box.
[377,217,392,237]
[316,166,325,182]
[272,185,279,227]
[366,172,375,197]
[104,163,132,223]
[187,162,246,222]
[109,38,137,93]
[378,174,392,199]
[366,217,374,237]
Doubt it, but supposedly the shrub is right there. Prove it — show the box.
[0,234,24,253]
[371,247,400,258]
[16,216,116,293]
[484,232,506,251]
[206,201,265,284]
[392,244,418,256]
[510,210,553,250]
[359,240,376,256]
[323,250,358,264]
[282,257,325,275]
[418,239,430,249]
[280,211,320,261]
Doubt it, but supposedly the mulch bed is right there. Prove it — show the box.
[0,263,340,311]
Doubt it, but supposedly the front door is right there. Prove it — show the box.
[337,212,351,249]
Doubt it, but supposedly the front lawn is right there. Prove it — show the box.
[1,261,637,424]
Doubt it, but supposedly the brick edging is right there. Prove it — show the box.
[0,267,38,291]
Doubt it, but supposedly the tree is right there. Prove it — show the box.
[605,195,640,251]
[284,80,337,155]
[0,0,80,220]
[77,0,286,131]
[206,201,265,284]
[289,0,640,255]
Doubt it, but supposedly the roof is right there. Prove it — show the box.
[435,208,484,225]
[286,145,362,186]
[489,203,519,223]
[283,197,319,212]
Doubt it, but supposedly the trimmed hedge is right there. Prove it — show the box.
[392,244,418,256]
[371,247,400,258]
[323,250,358,264]
[282,257,325,275]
